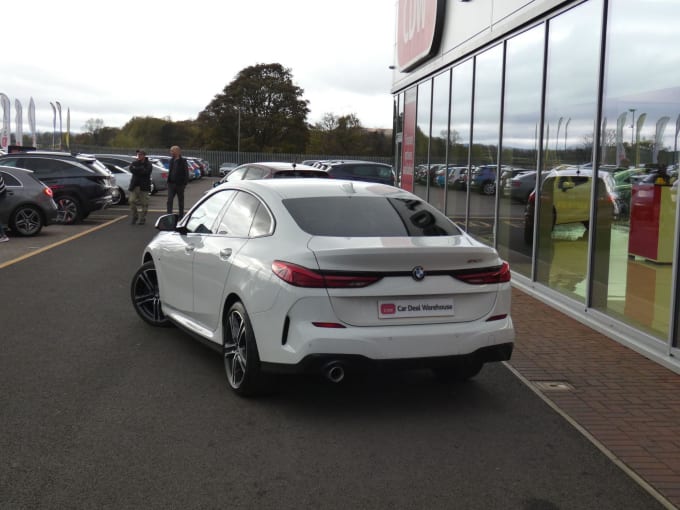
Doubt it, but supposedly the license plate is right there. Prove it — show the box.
[378,297,454,319]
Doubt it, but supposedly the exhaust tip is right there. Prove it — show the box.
[323,362,345,383]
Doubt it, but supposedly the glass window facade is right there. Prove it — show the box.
[392,0,680,355]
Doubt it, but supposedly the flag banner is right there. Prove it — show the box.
[28,97,36,147]
[635,113,647,167]
[616,112,628,165]
[50,102,56,149]
[56,101,62,150]
[653,116,670,164]
[0,92,10,151]
[15,99,23,146]
[66,108,70,150]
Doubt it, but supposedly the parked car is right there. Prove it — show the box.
[217,162,329,185]
[313,160,396,186]
[435,166,467,188]
[219,162,238,177]
[503,170,538,204]
[93,154,168,194]
[131,179,514,396]
[187,158,202,180]
[469,165,498,195]
[523,167,621,244]
[102,163,133,205]
[0,151,116,224]
[0,166,59,236]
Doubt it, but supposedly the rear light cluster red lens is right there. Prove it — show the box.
[272,261,381,288]
[452,261,511,284]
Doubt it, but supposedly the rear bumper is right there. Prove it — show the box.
[261,342,513,375]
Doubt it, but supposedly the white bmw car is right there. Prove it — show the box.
[131,179,514,396]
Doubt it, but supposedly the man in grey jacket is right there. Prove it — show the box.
[129,150,153,225]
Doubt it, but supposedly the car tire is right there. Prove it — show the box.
[10,205,43,236]
[112,186,126,206]
[432,358,483,382]
[223,301,270,397]
[56,195,82,225]
[130,260,173,328]
[481,181,496,195]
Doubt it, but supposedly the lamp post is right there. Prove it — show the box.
[237,106,241,165]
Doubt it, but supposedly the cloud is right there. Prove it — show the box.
[1,0,397,135]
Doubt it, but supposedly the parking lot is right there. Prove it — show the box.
[0,176,671,509]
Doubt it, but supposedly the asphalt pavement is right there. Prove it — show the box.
[0,176,676,509]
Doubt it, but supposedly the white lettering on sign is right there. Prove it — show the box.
[402,0,427,44]
[396,0,446,72]
[379,297,454,319]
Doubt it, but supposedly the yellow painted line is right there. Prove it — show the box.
[0,215,128,269]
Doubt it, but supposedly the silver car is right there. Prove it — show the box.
[0,166,60,236]
[92,154,168,194]
[102,162,133,205]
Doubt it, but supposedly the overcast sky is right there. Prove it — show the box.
[1,0,397,136]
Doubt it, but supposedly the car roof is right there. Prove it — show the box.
[241,162,321,171]
[0,164,35,175]
[218,177,409,200]
[316,160,391,167]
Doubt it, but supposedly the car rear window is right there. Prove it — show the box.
[282,196,462,237]
[272,170,329,178]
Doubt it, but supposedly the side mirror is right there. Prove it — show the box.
[155,213,180,231]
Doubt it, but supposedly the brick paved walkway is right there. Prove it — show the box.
[507,288,680,509]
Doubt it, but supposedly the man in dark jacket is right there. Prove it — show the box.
[167,145,189,218]
[129,150,153,225]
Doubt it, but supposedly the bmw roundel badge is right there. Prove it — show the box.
[412,266,425,281]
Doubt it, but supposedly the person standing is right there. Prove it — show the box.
[0,171,8,242]
[128,150,153,225]
[167,145,189,218]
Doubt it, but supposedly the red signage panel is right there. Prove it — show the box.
[397,0,446,72]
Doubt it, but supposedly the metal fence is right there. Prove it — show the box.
[72,145,393,176]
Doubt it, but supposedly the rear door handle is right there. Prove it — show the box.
[220,248,232,259]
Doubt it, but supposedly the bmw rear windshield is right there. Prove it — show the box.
[283,196,462,237]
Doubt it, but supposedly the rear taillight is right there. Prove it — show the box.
[43,188,53,198]
[452,261,511,284]
[272,261,381,288]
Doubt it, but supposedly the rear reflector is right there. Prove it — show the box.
[452,261,511,284]
[272,260,381,288]
[312,322,346,328]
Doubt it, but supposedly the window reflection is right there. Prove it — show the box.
[468,44,503,246]
[535,0,602,302]
[447,60,473,225]
[497,25,544,278]
[414,80,432,201]
[594,0,680,344]
[428,71,451,211]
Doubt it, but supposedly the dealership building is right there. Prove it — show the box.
[390,0,680,373]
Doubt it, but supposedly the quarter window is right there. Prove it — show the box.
[216,191,263,237]
[185,190,236,234]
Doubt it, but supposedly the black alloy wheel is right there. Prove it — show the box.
[130,261,172,327]
[10,205,43,236]
[223,301,268,396]
[55,195,82,224]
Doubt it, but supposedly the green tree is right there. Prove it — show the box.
[76,119,120,147]
[197,63,310,152]
[307,113,389,155]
